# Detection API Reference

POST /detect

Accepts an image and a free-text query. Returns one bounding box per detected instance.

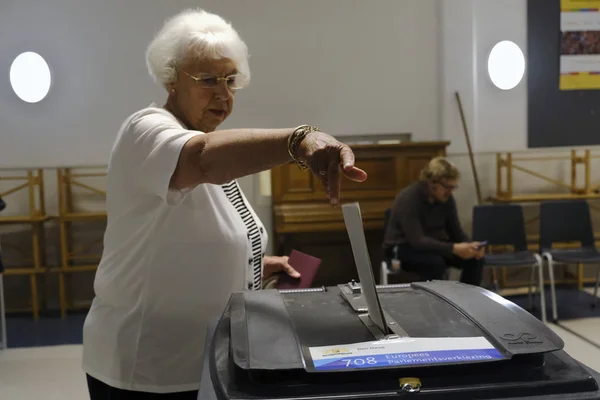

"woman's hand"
[296,132,368,205]
[263,256,301,280]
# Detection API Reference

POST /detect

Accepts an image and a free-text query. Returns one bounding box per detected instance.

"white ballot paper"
[341,202,388,335]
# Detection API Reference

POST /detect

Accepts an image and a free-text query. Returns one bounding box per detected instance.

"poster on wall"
[560,0,600,90]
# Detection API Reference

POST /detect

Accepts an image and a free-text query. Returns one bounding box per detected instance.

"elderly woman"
[82,8,367,400]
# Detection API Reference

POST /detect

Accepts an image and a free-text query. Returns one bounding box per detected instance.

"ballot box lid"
[228,281,563,373]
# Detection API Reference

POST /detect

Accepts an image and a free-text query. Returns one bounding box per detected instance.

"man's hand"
[467,241,486,260]
[452,242,480,260]
[263,255,301,280]
[472,242,486,260]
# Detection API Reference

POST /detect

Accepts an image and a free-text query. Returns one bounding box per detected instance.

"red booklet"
[275,250,322,289]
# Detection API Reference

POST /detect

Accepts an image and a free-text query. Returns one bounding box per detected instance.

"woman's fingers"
[303,135,368,205]
[327,155,341,205]
[342,165,368,182]
[339,146,368,182]
[339,146,356,169]
[314,155,330,199]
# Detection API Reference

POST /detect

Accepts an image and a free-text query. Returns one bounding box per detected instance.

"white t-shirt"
[81,104,268,393]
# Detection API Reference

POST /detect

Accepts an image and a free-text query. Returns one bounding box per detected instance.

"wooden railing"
[0,169,48,319]
[56,167,107,317]
[490,150,600,202]
[0,167,107,318]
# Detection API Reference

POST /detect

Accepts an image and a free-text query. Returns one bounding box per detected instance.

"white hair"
[146,9,250,88]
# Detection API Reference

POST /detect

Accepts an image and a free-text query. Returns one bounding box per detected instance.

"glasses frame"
[182,71,246,90]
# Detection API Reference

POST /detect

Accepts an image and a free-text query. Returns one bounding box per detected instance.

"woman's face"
[167,57,237,132]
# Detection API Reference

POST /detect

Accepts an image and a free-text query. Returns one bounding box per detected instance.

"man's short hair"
[419,157,460,182]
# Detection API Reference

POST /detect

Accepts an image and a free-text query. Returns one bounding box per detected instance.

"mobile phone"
[477,241,488,249]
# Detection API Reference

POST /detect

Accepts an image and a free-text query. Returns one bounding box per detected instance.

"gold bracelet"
[287,125,320,171]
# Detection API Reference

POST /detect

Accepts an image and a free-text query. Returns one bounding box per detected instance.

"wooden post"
[506,153,513,199]
[455,92,482,204]
[496,153,502,198]
[27,170,40,320]
[585,150,591,194]
[57,169,68,318]
[571,150,577,194]
[38,169,46,216]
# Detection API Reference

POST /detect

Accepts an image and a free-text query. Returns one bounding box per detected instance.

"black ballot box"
[199,203,600,399]
[199,280,600,400]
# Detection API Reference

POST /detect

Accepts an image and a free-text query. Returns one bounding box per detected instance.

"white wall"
[440,0,528,154]
[0,0,441,260]
[439,0,600,239]
[440,0,531,219]
[0,0,439,169]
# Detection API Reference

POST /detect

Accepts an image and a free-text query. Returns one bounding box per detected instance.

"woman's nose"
[214,82,231,100]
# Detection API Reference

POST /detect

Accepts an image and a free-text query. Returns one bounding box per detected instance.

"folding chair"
[472,204,546,323]
[539,200,600,323]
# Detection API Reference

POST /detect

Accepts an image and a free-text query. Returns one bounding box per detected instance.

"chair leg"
[534,254,546,324]
[0,274,6,350]
[593,265,600,308]
[528,265,535,311]
[492,268,500,292]
[380,261,389,285]
[543,253,558,322]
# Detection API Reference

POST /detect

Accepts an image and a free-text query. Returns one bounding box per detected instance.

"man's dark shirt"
[384,181,469,255]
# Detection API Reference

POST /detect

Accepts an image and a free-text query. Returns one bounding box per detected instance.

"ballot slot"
[341,202,404,340]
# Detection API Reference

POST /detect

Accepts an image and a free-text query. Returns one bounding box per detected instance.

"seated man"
[383,157,484,285]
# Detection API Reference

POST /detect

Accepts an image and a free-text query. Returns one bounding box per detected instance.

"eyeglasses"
[182,71,247,90]
[437,181,458,191]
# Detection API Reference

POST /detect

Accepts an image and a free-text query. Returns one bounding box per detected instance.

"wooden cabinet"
[271,141,449,286]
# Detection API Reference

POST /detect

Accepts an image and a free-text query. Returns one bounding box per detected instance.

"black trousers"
[395,245,484,286]
[86,375,198,400]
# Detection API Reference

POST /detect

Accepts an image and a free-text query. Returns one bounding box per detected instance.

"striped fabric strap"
[222,181,262,290]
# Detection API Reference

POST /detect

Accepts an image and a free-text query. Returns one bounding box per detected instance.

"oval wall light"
[9,52,52,103]
[487,40,525,90]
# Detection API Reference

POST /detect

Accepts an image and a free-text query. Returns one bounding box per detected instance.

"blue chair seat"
[484,251,538,267]
[545,248,600,264]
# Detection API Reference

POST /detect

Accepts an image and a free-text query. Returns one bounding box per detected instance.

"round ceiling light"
[487,41,525,90]
[9,52,52,103]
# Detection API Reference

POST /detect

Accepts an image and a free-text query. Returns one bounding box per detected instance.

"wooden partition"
[271,141,449,286]
[0,169,48,319]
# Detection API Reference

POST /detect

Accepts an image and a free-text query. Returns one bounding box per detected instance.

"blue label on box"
[308,337,506,371]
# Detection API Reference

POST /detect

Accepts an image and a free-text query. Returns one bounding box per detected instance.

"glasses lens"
[228,74,247,89]
[198,76,218,88]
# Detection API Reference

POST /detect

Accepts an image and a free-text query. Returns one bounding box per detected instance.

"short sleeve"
[121,108,204,205]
